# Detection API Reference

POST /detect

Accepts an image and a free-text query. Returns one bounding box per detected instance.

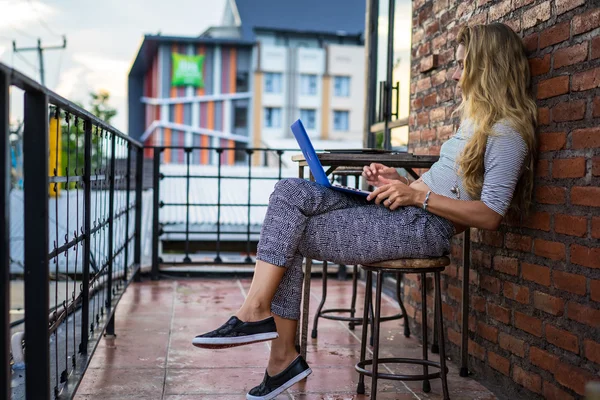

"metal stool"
[355,257,451,400]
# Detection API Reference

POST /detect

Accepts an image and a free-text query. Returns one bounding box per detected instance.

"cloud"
[0,1,57,32]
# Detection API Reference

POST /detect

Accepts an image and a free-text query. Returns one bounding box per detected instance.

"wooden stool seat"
[356,256,451,400]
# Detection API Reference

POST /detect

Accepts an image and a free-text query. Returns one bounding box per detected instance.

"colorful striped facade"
[130,37,254,166]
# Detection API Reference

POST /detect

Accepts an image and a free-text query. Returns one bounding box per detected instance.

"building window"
[264,107,281,128]
[233,100,248,129]
[300,109,317,129]
[333,110,349,131]
[264,72,282,93]
[300,74,318,95]
[334,76,351,97]
[236,72,249,92]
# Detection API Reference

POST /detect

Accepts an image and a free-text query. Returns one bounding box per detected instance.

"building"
[128,0,366,165]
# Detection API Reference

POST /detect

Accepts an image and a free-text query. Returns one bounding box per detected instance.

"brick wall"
[408,1,600,398]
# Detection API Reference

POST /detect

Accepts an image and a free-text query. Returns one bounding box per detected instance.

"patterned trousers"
[256,178,455,320]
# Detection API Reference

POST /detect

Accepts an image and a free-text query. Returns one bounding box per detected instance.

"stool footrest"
[319,308,407,324]
[355,357,449,382]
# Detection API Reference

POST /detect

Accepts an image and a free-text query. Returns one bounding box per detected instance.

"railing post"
[123,142,132,281]
[214,148,223,263]
[0,64,11,400]
[80,120,92,355]
[151,147,161,280]
[23,89,50,400]
[105,132,116,336]
[134,146,143,282]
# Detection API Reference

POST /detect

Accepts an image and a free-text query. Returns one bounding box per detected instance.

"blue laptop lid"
[290,119,329,185]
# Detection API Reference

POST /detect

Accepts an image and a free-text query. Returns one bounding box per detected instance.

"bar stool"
[310,167,411,343]
[355,257,451,400]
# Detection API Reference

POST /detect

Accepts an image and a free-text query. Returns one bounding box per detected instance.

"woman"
[193,22,537,400]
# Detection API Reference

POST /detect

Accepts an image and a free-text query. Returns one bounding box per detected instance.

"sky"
[0,0,226,130]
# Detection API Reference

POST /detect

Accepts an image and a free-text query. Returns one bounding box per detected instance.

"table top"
[291,151,439,169]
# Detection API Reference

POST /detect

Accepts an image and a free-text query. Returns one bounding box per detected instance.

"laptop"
[290,119,371,197]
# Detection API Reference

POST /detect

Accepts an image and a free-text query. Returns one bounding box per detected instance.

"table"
[292,151,472,378]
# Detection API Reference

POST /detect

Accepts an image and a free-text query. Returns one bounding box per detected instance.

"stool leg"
[396,273,411,338]
[432,300,439,354]
[299,258,312,360]
[421,273,431,393]
[311,260,328,339]
[370,271,383,399]
[369,285,375,347]
[435,272,450,400]
[357,270,372,395]
[349,265,359,330]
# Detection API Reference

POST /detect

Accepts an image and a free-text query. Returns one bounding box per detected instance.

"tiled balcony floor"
[75,276,497,400]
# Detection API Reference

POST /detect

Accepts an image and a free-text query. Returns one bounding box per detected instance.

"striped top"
[421,119,528,216]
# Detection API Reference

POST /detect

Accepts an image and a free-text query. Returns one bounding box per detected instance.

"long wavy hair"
[455,23,537,215]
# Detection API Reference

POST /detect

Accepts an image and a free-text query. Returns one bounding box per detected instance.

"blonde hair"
[455,23,537,215]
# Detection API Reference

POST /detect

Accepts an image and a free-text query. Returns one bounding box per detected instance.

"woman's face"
[451,44,466,87]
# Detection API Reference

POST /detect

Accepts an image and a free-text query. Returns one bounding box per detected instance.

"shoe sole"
[192,332,279,349]
[246,367,312,400]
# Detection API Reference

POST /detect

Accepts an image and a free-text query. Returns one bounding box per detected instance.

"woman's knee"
[273,178,309,195]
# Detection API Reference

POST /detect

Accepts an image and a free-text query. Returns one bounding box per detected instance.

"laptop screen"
[290,119,330,186]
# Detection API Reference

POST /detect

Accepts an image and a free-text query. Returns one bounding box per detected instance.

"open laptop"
[290,119,371,197]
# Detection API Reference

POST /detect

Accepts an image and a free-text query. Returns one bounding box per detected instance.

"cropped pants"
[256,178,455,320]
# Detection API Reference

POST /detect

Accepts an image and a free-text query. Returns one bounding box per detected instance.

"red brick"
[472,295,486,313]
[481,230,504,247]
[447,327,461,346]
[488,303,511,324]
[522,263,551,286]
[432,33,447,49]
[512,365,542,394]
[480,275,502,294]
[593,36,600,60]
[425,20,440,36]
[411,97,423,110]
[594,157,600,176]
[529,54,550,76]
[489,0,511,21]
[505,283,530,304]
[555,214,588,237]
[533,291,564,315]
[447,284,462,302]
[513,0,534,7]
[554,361,597,395]
[568,302,600,328]
[552,99,586,122]
[416,77,431,92]
[554,42,589,69]
[595,97,600,117]
[505,233,532,252]
[536,159,548,177]
[514,311,542,337]
[539,132,566,152]
[543,381,575,400]
[421,129,436,141]
[534,239,565,261]
[594,217,600,239]
[472,249,492,269]
[423,93,437,107]
[536,186,566,204]
[523,212,551,231]
[571,244,600,269]
[538,107,550,125]
[523,33,538,53]
[488,351,510,376]
[494,256,518,276]
[537,76,569,99]
[585,339,600,364]
[572,8,600,36]
[555,0,585,15]
[546,324,579,353]
[468,339,486,361]
[522,1,551,30]
[571,187,600,207]
[477,321,498,343]
[420,55,438,73]
[572,127,600,149]
[499,332,525,357]
[593,279,600,302]
[429,107,445,122]
[552,158,586,178]
[539,21,570,49]
[553,270,587,295]
[431,70,446,87]
[572,67,600,92]
[530,346,558,372]
[442,302,456,321]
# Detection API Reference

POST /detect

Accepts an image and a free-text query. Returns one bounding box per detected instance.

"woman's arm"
[367,183,503,231]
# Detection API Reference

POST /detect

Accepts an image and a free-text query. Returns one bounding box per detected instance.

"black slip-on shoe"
[246,355,312,400]
[192,316,278,349]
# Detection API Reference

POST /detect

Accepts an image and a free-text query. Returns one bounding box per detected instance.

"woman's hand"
[366,182,422,210]
[362,163,403,187]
